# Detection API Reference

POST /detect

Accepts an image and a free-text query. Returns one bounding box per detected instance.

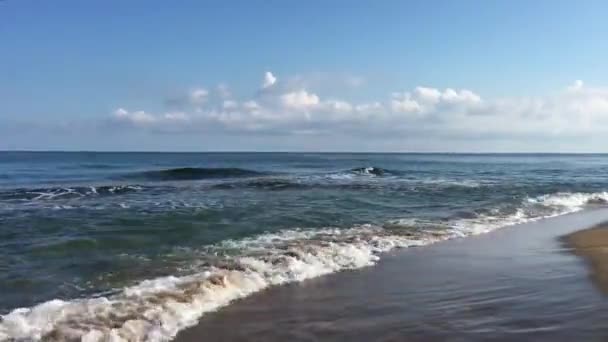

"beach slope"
[176,209,608,341]
[564,224,608,294]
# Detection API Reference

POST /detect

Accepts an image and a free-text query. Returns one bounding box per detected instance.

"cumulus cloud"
[189,88,208,105]
[391,92,422,113]
[442,88,481,104]
[280,90,320,110]
[414,87,442,104]
[262,71,277,89]
[391,87,482,114]
[110,74,608,142]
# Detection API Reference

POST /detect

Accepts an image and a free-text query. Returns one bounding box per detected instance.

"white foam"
[30,188,81,200]
[418,178,483,187]
[0,226,427,341]
[324,173,355,181]
[528,191,608,209]
[324,167,381,180]
[451,192,608,236]
[1,191,607,341]
[357,167,376,175]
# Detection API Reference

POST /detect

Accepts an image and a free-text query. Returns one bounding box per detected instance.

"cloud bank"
[112,74,608,144]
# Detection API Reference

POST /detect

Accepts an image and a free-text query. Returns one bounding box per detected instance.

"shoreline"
[563,223,608,295]
[175,209,608,341]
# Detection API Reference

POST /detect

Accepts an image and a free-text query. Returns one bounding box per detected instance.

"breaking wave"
[349,166,388,176]
[0,185,144,201]
[1,191,608,341]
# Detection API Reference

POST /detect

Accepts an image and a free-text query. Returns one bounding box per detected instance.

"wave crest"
[127,167,268,181]
[528,191,608,207]
[349,166,387,176]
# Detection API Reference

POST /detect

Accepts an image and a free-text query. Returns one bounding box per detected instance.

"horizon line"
[1,150,607,155]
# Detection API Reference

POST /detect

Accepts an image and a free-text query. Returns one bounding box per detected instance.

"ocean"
[1,152,608,341]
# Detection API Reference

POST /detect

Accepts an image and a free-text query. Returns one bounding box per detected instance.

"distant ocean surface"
[1,152,608,341]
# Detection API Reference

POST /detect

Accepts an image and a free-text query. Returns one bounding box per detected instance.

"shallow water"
[2,152,608,340]
[176,210,608,341]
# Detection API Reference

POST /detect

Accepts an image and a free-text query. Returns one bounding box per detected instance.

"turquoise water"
[1,152,608,340]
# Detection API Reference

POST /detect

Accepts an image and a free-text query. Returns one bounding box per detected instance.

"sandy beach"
[176,209,608,341]
[563,224,608,295]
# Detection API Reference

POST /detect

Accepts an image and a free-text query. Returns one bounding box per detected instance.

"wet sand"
[563,224,608,295]
[176,209,608,341]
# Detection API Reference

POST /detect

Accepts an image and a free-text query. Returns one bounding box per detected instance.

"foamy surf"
[1,191,607,342]
[0,227,428,342]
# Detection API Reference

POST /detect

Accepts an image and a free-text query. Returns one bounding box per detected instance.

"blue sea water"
[1,152,608,340]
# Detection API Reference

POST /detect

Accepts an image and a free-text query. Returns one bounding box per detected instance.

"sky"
[1,0,608,152]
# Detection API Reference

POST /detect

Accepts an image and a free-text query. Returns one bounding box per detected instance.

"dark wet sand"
[176,210,608,342]
[564,224,608,295]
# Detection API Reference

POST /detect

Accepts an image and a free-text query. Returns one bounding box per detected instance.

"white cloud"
[189,88,208,105]
[441,88,481,104]
[567,80,584,92]
[355,102,384,114]
[390,87,481,114]
[414,87,441,104]
[323,99,353,113]
[223,100,238,110]
[243,100,261,113]
[114,108,129,118]
[262,71,277,89]
[391,92,422,113]
[164,112,189,121]
[280,90,320,110]
[114,108,156,125]
[110,74,608,145]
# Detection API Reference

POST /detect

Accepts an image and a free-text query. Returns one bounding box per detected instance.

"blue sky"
[2,0,608,152]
